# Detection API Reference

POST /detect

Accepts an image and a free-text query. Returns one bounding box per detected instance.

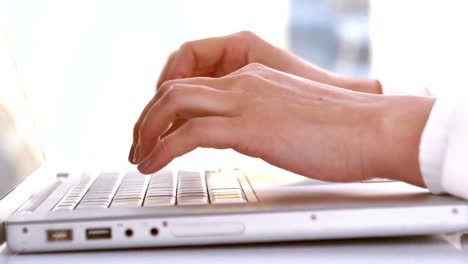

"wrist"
[369,95,436,187]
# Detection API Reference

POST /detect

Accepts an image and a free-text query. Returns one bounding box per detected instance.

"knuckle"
[235,30,257,40]
[233,63,271,82]
[245,62,266,70]
[179,40,195,52]
[237,72,258,83]
[231,63,266,76]
[163,85,184,104]
[159,79,177,93]
[168,50,178,59]
[231,70,263,86]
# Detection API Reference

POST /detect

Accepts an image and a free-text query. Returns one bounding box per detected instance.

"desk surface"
[1,234,468,264]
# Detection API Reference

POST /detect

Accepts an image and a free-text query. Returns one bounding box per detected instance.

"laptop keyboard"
[52,170,251,211]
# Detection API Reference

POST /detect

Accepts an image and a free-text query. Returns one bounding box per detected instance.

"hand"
[129,31,381,162]
[155,31,380,93]
[130,63,435,186]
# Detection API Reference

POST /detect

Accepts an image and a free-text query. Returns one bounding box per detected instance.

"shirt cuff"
[440,99,468,200]
[419,98,457,194]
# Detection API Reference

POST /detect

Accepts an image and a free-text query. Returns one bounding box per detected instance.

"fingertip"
[137,156,152,174]
[137,155,165,175]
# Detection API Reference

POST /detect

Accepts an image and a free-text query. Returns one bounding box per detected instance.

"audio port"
[150,228,159,236]
[125,228,133,237]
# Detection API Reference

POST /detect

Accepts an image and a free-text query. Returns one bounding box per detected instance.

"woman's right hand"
[156,31,381,94]
[132,63,434,188]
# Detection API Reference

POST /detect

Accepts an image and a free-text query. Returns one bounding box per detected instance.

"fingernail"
[128,145,135,163]
[137,156,152,173]
[133,144,140,163]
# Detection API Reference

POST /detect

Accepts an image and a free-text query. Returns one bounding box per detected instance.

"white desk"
[1,234,468,264]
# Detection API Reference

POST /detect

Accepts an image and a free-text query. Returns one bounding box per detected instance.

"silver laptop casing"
[5,165,468,253]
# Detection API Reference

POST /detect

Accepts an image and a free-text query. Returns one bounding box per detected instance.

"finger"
[137,116,239,174]
[156,51,179,89]
[155,68,262,105]
[167,32,249,80]
[131,93,159,154]
[131,55,182,157]
[160,118,186,139]
[128,144,135,163]
[131,76,222,157]
[136,84,240,163]
[156,77,220,101]
[132,59,260,157]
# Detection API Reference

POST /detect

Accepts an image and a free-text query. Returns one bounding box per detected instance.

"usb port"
[47,229,73,242]
[86,228,112,240]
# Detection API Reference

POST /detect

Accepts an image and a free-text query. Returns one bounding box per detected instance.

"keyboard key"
[177,197,209,205]
[206,170,242,190]
[76,172,122,209]
[52,174,93,211]
[206,170,246,204]
[144,196,176,207]
[143,170,177,207]
[75,204,109,209]
[54,168,250,211]
[110,171,149,208]
[54,204,76,210]
[176,171,208,205]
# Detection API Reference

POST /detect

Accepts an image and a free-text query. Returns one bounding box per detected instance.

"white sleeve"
[419,97,468,200]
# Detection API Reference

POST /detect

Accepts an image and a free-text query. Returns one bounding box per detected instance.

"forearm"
[369,95,436,187]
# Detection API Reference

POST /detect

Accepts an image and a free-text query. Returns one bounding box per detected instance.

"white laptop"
[2,140,468,254]
[1,28,468,255]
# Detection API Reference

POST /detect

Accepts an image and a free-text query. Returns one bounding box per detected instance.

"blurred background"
[1,0,468,192]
